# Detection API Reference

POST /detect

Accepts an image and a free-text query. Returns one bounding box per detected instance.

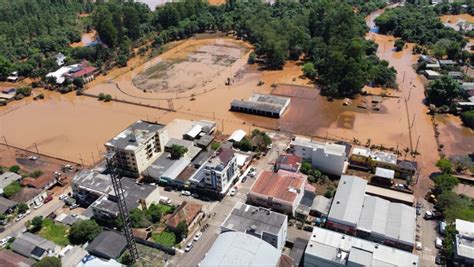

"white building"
[105,121,168,177]
[221,202,288,250]
[290,136,347,176]
[304,227,419,267]
[455,219,474,265]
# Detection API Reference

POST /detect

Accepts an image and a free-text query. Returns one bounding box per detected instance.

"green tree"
[146,204,162,223]
[29,170,43,178]
[117,55,128,68]
[325,185,335,198]
[17,203,28,214]
[35,256,61,267]
[120,252,134,265]
[436,158,453,174]
[248,52,257,64]
[69,220,101,245]
[300,161,313,176]
[175,220,188,242]
[170,145,188,159]
[93,6,118,48]
[9,165,20,173]
[3,182,21,199]
[461,110,474,129]
[130,208,151,228]
[394,39,405,51]
[434,173,459,193]
[302,62,316,79]
[73,78,84,89]
[237,138,253,152]
[0,56,13,79]
[31,216,43,232]
[426,75,464,107]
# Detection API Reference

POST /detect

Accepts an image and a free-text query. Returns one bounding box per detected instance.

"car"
[185,242,193,252]
[394,183,406,190]
[28,156,38,161]
[435,254,446,265]
[241,176,247,183]
[59,194,68,201]
[435,237,443,249]
[194,232,203,242]
[248,168,257,177]
[416,207,421,216]
[0,227,5,233]
[415,241,422,250]
[181,190,191,196]
[34,202,43,209]
[164,187,172,192]
[229,188,237,196]
[15,213,26,222]
[0,236,11,247]
[439,221,447,235]
[43,195,53,203]
[54,171,62,177]
[303,225,314,232]
[424,210,434,220]
[69,204,79,210]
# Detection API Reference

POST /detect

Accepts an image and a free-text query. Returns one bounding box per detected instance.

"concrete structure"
[0,172,21,195]
[290,137,347,176]
[72,169,113,206]
[275,153,302,172]
[310,195,331,217]
[105,121,168,177]
[326,175,416,251]
[86,231,127,260]
[221,202,288,250]
[61,246,88,267]
[190,148,239,196]
[231,93,290,118]
[199,232,282,266]
[455,219,474,265]
[78,255,121,267]
[145,152,192,185]
[423,70,441,80]
[304,227,419,267]
[11,232,58,260]
[365,184,415,206]
[248,170,306,216]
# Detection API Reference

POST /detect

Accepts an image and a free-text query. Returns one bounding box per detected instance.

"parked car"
[181,190,191,196]
[194,232,203,242]
[424,210,434,220]
[435,237,443,249]
[229,188,237,196]
[15,213,26,222]
[0,236,11,248]
[439,221,447,235]
[248,168,257,177]
[303,225,314,232]
[164,187,172,192]
[185,242,193,252]
[159,196,172,205]
[59,194,68,201]
[28,156,38,161]
[43,195,53,203]
[69,203,79,210]
[435,254,446,265]
[241,176,247,183]
[34,202,43,209]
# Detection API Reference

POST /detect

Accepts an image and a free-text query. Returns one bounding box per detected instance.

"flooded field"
[435,114,474,157]
[70,31,97,48]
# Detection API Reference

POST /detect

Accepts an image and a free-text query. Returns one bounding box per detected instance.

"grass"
[157,204,174,215]
[38,218,70,246]
[152,231,176,248]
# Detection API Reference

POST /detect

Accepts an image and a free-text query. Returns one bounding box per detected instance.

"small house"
[423,70,441,80]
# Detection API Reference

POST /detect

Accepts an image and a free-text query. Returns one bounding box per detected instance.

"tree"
[35,256,61,267]
[426,75,464,107]
[170,145,188,159]
[436,158,453,174]
[69,220,101,245]
[73,78,84,89]
[237,138,253,152]
[302,62,316,79]
[31,216,43,232]
[93,6,118,47]
[394,39,405,51]
[0,56,13,79]
[9,165,20,173]
[434,173,459,193]
[120,252,134,265]
[3,182,21,199]
[17,203,28,214]
[146,203,162,223]
[325,185,335,198]
[248,52,256,64]
[175,220,188,242]
[29,170,43,178]
[461,110,474,129]
[432,39,461,59]
[300,161,313,176]
[117,55,128,68]
[130,208,151,228]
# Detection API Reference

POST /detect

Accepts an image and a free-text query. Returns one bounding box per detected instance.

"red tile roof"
[276,154,302,169]
[70,66,96,78]
[250,170,305,203]
[21,175,56,189]
[0,249,34,267]
[165,201,202,229]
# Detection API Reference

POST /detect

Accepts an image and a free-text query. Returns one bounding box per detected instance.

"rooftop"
[0,172,21,190]
[105,120,164,151]
[10,188,43,204]
[374,167,395,179]
[87,231,127,260]
[365,184,415,205]
[250,170,305,204]
[305,227,419,266]
[21,175,56,189]
[351,147,371,157]
[311,195,331,215]
[228,129,247,142]
[328,175,367,226]
[165,201,202,229]
[370,150,397,165]
[72,169,112,195]
[231,93,291,114]
[291,137,346,157]
[0,196,17,213]
[164,119,215,140]
[199,232,281,266]
[276,153,302,171]
[11,232,56,259]
[221,202,287,236]
[0,249,35,267]
[456,219,474,238]
[144,152,190,180]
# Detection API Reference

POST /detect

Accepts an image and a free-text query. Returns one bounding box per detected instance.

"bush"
[325,185,335,198]
[69,220,101,245]
[461,110,474,129]
[17,203,29,214]
[117,54,128,67]
[248,52,256,64]
[104,94,112,102]
[35,256,61,267]
[170,144,188,159]
[394,39,405,51]
[29,170,43,178]
[211,142,221,151]
[146,203,162,223]
[16,86,32,96]
[98,93,105,100]
[302,62,317,79]
[9,165,20,173]
[3,182,21,199]
[436,158,452,174]
[31,216,43,232]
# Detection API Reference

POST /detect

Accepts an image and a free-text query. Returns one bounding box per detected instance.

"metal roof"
[184,125,203,138]
[375,167,395,179]
[456,219,474,238]
[228,129,247,142]
[328,175,367,226]
[86,231,127,260]
[385,203,416,246]
[357,195,389,236]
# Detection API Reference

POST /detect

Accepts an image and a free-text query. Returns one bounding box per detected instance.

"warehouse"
[230,93,290,118]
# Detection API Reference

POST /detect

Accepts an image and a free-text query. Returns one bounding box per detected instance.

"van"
[159,196,172,205]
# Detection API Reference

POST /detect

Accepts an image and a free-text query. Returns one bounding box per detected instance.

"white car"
[15,213,26,222]
[194,232,203,242]
[181,191,191,196]
[34,202,43,209]
[54,171,62,177]
[229,188,237,196]
[0,236,11,247]
[415,241,422,250]
[59,194,68,201]
[185,242,193,252]
[435,237,443,249]
[28,156,38,161]
[248,168,257,177]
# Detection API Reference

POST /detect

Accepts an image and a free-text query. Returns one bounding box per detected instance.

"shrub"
[248,52,256,64]
[3,182,21,199]
[69,220,101,245]
[211,142,221,151]
[98,93,105,100]
[35,257,61,267]
[29,170,43,178]
[394,39,405,51]
[9,165,20,173]
[461,110,474,129]
[17,203,28,214]
[104,94,112,102]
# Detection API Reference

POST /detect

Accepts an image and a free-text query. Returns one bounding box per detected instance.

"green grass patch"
[152,231,176,247]
[157,204,174,215]
[38,218,70,246]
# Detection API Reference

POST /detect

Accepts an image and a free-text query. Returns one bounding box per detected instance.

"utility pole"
[1,136,9,149]
[33,143,40,158]
[414,135,421,155]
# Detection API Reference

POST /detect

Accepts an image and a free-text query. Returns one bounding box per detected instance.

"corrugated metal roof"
[328,175,367,226]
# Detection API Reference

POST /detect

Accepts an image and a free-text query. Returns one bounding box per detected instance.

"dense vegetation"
[426,75,465,107]
[461,110,474,129]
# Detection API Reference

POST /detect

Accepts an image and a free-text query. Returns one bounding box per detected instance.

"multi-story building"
[71,169,113,206]
[221,202,288,250]
[455,219,474,265]
[104,121,168,177]
[289,137,348,176]
[190,148,239,197]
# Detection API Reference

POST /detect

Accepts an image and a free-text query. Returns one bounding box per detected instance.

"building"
[145,152,191,186]
[289,137,347,176]
[0,172,21,195]
[21,175,58,191]
[448,71,463,80]
[228,129,246,143]
[199,232,282,267]
[423,70,441,80]
[86,231,127,260]
[11,232,58,260]
[248,170,306,216]
[231,93,291,118]
[372,167,395,186]
[0,249,35,267]
[72,169,113,206]
[365,184,415,206]
[304,227,419,267]
[455,219,474,265]
[275,154,302,172]
[10,188,47,209]
[0,196,17,214]
[310,195,331,217]
[221,202,288,250]
[91,178,160,222]
[165,201,203,232]
[60,246,88,267]
[190,148,239,196]
[326,175,416,251]
[78,255,121,267]
[105,120,168,177]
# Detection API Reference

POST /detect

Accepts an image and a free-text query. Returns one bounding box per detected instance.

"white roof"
[161,158,191,180]
[305,227,419,266]
[228,129,247,142]
[328,175,367,226]
[365,185,415,204]
[456,219,474,238]
[199,232,281,266]
[0,93,15,100]
[291,137,346,157]
[185,125,203,138]
[385,203,416,246]
[352,147,371,157]
[375,167,395,179]
[357,195,389,236]
[425,70,440,76]
[46,64,80,84]
[234,153,249,167]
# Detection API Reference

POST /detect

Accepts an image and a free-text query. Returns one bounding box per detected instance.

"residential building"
[0,249,35,267]
[21,175,57,191]
[105,120,168,177]
[455,219,474,265]
[72,169,113,206]
[10,188,47,209]
[310,195,331,217]
[248,170,306,216]
[199,232,283,267]
[304,227,419,267]
[165,201,203,232]
[0,196,17,214]
[221,202,288,250]
[0,172,21,195]
[326,175,416,251]
[365,184,415,206]
[228,129,247,143]
[86,231,127,260]
[423,70,441,80]
[289,137,347,176]
[60,246,88,267]
[349,147,404,174]
[145,152,191,186]
[231,93,291,118]
[78,255,121,267]
[274,153,302,172]
[11,232,58,260]
[190,148,239,196]
[290,238,308,267]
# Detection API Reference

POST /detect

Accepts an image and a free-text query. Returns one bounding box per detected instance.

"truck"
[159,196,172,205]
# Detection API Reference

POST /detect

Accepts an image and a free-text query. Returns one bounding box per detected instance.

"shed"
[228,129,247,143]
[86,231,127,260]
[183,125,203,140]
[375,167,395,180]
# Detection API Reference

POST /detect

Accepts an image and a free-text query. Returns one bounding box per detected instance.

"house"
[164,138,201,160]
[46,64,82,84]
[21,175,57,191]
[310,195,331,217]
[289,137,348,176]
[199,232,283,267]
[78,255,122,267]
[0,172,21,195]
[0,196,17,214]
[72,169,113,206]
[372,167,395,186]
[0,93,15,102]
[396,160,418,179]
[423,70,441,80]
[10,188,47,209]
[60,246,88,267]
[230,93,291,118]
[326,175,416,251]
[2,88,16,94]
[11,232,58,260]
[0,249,35,267]
[439,59,457,67]
[189,148,239,197]
[304,227,419,267]
[104,120,168,178]
[448,71,463,80]
[67,63,97,83]
[165,201,203,232]
[275,153,302,172]
[86,231,127,260]
[183,125,203,141]
[248,170,306,216]
[228,129,247,143]
[454,219,474,265]
[221,202,288,250]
